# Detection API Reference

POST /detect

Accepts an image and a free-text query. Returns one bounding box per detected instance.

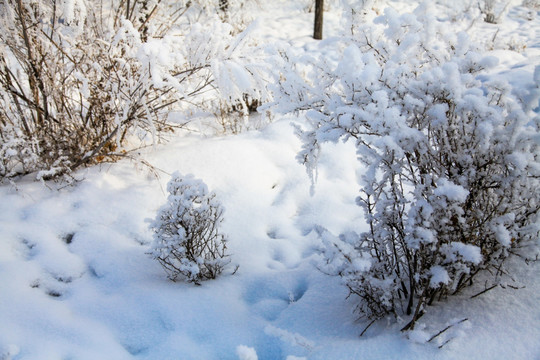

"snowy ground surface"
[1,1,540,359]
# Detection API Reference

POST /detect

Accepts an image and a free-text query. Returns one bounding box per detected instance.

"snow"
[442,242,484,265]
[430,266,451,288]
[1,0,540,359]
[434,179,469,203]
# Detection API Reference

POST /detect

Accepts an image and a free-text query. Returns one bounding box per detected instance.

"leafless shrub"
[0,0,203,180]
[0,0,259,181]
[149,173,231,283]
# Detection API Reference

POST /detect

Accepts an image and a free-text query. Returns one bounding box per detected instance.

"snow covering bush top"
[270,3,540,329]
[149,173,230,283]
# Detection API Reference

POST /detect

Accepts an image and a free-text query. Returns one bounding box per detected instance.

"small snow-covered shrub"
[150,173,230,283]
[270,4,540,329]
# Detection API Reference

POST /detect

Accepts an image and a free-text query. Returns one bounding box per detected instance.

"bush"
[0,0,174,180]
[271,4,540,329]
[149,173,230,283]
[0,0,264,181]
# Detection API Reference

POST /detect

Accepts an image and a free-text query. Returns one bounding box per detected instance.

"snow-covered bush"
[0,0,264,181]
[270,4,540,329]
[0,1,157,180]
[149,173,230,283]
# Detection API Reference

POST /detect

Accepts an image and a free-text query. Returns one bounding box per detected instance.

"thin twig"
[438,338,453,349]
[506,284,525,290]
[360,319,377,337]
[428,318,468,343]
[470,284,498,299]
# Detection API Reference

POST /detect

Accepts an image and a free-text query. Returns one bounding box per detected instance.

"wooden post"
[314,0,324,40]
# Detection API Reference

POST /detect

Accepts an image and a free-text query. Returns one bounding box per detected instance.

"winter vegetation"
[0,0,539,359]
[270,2,540,330]
[0,0,266,180]
[149,173,231,283]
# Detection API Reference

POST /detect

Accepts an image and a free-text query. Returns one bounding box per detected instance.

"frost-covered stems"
[273,4,540,329]
[0,0,177,179]
[479,0,510,23]
[150,173,230,283]
[0,0,264,181]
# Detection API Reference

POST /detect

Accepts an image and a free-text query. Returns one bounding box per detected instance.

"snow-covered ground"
[1,1,539,359]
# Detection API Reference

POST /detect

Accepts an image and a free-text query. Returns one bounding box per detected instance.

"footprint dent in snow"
[243,276,309,320]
